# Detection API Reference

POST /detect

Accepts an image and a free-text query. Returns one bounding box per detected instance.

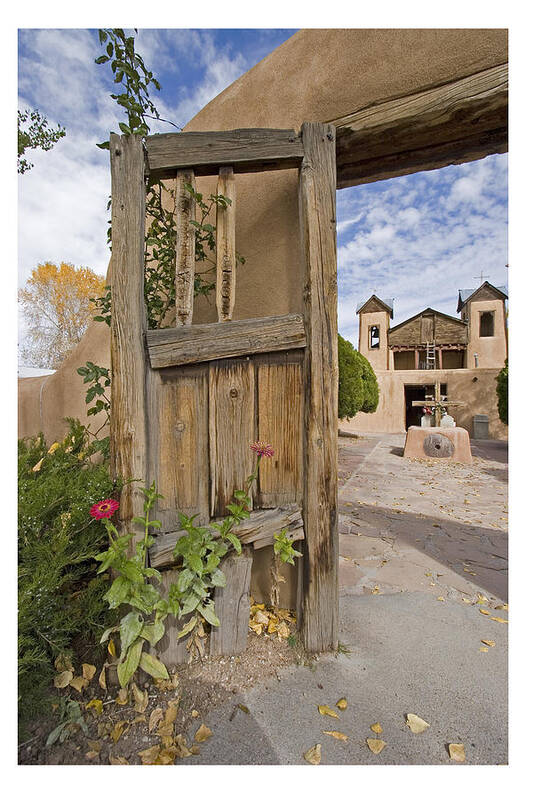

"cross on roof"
[473,270,490,285]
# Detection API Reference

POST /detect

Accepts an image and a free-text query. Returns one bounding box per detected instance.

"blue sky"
[18,28,508,356]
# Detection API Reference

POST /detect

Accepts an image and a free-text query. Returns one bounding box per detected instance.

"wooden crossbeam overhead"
[146,313,306,369]
[333,63,508,188]
[145,128,304,180]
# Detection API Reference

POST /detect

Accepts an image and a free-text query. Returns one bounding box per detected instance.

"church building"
[348,282,508,439]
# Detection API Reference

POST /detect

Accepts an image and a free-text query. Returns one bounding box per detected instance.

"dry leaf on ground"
[318,705,339,719]
[481,639,495,647]
[54,654,73,673]
[69,675,89,693]
[277,622,290,639]
[110,720,129,743]
[336,698,347,710]
[109,755,129,765]
[116,688,128,705]
[406,713,430,733]
[367,738,386,754]
[448,743,466,762]
[194,723,212,742]
[54,670,73,689]
[86,698,103,715]
[479,647,489,652]
[304,744,321,764]
[82,663,96,681]
[490,616,508,624]
[149,708,164,732]
[98,666,107,690]
[370,723,382,734]
[138,745,160,765]
[132,682,148,713]
[479,609,490,616]
[323,730,348,741]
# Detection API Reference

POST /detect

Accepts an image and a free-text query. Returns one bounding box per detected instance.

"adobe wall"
[465,299,507,369]
[358,310,390,370]
[18,29,508,443]
[342,367,507,440]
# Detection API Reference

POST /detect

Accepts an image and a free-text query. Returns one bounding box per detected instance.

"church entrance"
[404,385,426,429]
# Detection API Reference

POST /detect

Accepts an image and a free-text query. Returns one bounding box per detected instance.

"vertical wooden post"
[109,134,147,548]
[438,348,443,370]
[414,349,419,370]
[434,381,442,426]
[175,169,196,326]
[216,166,236,322]
[298,122,338,653]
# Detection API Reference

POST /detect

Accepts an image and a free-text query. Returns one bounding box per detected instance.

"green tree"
[496,358,508,425]
[338,334,379,419]
[18,108,65,173]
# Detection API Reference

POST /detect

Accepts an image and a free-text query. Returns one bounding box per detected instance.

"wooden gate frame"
[109,123,338,653]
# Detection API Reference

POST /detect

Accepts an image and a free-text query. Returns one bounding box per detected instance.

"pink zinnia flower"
[250,441,274,458]
[90,498,119,520]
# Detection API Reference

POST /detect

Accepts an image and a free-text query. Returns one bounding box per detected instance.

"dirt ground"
[19,433,508,765]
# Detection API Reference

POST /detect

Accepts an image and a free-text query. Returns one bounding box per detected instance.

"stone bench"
[403,426,472,464]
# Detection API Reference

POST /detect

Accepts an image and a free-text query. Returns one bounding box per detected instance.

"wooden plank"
[154,570,190,666]
[174,169,196,326]
[146,313,306,368]
[257,358,303,507]
[209,358,255,517]
[216,167,236,322]
[149,505,304,569]
[109,133,147,549]
[333,64,508,188]
[148,365,209,532]
[298,122,339,653]
[145,128,304,180]
[210,548,253,657]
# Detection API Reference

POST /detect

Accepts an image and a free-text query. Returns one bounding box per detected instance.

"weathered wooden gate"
[109,124,338,655]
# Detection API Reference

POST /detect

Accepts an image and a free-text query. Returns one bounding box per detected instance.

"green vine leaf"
[117,638,144,688]
[139,652,169,681]
[119,611,143,653]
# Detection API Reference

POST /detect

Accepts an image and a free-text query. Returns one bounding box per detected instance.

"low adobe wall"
[342,368,507,440]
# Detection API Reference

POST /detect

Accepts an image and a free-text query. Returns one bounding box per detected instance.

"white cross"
[473,270,490,285]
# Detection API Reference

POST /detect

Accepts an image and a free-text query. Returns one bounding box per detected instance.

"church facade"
[347,282,508,439]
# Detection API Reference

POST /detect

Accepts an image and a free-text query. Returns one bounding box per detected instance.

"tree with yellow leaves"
[19,262,106,369]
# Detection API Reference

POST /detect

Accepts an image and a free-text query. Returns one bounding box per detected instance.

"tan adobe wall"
[342,368,507,440]
[18,29,508,443]
[358,310,390,370]
[465,298,507,369]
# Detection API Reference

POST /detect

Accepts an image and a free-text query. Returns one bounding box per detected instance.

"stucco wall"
[465,298,507,369]
[18,29,508,443]
[358,310,390,370]
[342,367,507,440]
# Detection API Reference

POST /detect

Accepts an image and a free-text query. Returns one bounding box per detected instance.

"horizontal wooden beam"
[333,64,508,188]
[149,505,304,569]
[145,128,304,180]
[389,343,467,351]
[146,313,306,369]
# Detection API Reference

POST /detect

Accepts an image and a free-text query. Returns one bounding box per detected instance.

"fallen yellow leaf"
[98,665,107,690]
[448,743,466,762]
[336,698,348,711]
[318,705,339,719]
[479,647,489,652]
[54,670,73,689]
[85,698,103,715]
[138,745,160,765]
[249,622,263,636]
[303,744,321,764]
[323,730,348,741]
[47,442,60,454]
[82,663,96,681]
[371,586,380,594]
[479,609,490,616]
[132,682,148,713]
[110,720,129,743]
[149,708,164,732]
[109,755,129,765]
[108,639,116,657]
[277,621,290,639]
[175,734,193,758]
[253,610,269,626]
[490,616,508,624]
[406,713,430,733]
[367,738,386,754]
[481,639,495,647]
[437,597,445,602]
[32,458,44,472]
[194,723,212,743]
[370,723,382,734]
[267,619,278,634]
[54,653,73,673]
[69,675,89,693]
[494,604,508,611]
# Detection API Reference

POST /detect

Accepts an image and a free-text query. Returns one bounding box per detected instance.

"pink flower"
[90,498,119,520]
[250,441,274,458]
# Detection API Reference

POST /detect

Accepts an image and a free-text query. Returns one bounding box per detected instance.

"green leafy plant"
[76,361,111,457]
[270,529,303,608]
[18,108,66,174]
[496,358,508,425]
[18,420,119,732]
[46,699,88,747]
[338,334,379,419]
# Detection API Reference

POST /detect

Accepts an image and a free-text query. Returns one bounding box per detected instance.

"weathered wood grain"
[216,167,236,322]
[109,134,147,549]
[209,358,255,517]
[154,570,190,666]
[146,365,209,532]
[174,169,196,326]
[257,359,303,507]
[149,505,304,569]
[299,123,339,653]
[333,64,508,188]
[145,128,304,180]
[210,549,253,657]
[146,313,306,368]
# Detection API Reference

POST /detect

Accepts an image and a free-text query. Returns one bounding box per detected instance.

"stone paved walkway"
[338,433,508,603]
